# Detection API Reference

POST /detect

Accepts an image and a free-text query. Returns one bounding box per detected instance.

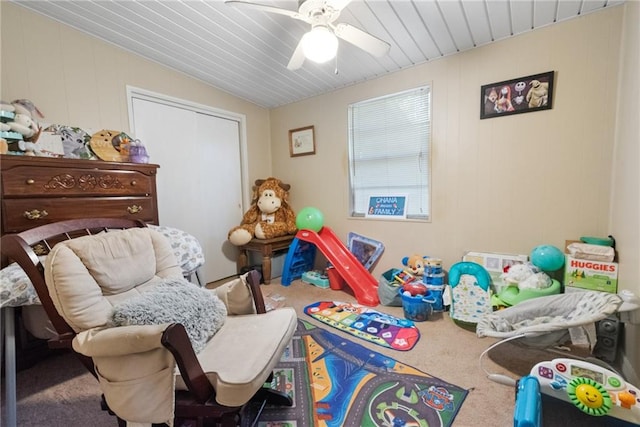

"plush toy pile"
[0,99,44,155]
[228,177,298,246]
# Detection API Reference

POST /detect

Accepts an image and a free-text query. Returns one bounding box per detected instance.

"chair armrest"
[246,269,266,314]
[161,323,214,403]
[72,324,169,357]
[73,323,215,404]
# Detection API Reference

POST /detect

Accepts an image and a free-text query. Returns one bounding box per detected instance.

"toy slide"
[296,227,379,306]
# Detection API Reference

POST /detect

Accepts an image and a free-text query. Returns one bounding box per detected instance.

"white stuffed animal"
[8,113,37,139]
[500,264,535,285]
[518,272,552,290]
[500,263,551,290]
[8,99,44,143]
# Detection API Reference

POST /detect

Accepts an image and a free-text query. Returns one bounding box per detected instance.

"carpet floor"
[242,319,468,427]
[1,277,615,426]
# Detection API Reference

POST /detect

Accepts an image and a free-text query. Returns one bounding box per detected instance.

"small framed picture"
[480,71,554,119]
[289,125,315,157]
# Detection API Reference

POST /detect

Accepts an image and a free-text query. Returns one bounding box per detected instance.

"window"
[348,86,431,220]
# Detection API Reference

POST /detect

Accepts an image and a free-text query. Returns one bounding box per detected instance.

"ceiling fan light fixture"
[301,25,338,63]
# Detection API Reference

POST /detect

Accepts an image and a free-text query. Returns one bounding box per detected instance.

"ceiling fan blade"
[326,0,353,12]
[333,23,390,57]
[225,1,305,21]
[287,39,306,70]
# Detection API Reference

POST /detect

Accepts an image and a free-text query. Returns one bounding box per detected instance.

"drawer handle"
[26,179,35,185]
[127,205,143,214]
[130,180,137,186]
[24,209,48,220]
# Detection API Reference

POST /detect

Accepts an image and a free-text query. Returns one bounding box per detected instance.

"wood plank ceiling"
[10,0,624,108]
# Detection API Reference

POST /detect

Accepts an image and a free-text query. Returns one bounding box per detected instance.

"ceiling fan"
[225,0,391,70]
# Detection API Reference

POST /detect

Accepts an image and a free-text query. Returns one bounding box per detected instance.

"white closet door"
[130,97,243,283]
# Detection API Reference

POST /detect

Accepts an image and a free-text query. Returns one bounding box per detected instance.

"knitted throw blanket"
[109,277,227,352]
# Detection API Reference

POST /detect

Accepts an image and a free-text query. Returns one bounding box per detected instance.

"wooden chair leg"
[220,412,238,427]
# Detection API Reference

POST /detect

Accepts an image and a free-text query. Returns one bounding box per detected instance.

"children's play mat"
[242,320,468,427]
[304,301,420,351]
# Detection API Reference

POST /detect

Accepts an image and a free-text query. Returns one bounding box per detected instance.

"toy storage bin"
[425,284,445,311]
[398,288,435,322]
[378,268,402,306]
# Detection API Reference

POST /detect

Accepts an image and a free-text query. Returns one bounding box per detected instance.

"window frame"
[347,85,432,221]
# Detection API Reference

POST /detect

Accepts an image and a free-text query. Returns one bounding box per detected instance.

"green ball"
[296,207,324,232]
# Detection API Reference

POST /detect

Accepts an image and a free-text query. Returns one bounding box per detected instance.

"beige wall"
[0,2,273,183]
[271,5,639,379]
[610,1,640,384]
[2,2,638,379]
[271,6,623,271]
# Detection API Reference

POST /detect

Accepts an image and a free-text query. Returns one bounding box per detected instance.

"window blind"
[348,86,431,219]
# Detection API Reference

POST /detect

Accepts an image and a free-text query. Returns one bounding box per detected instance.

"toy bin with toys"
[398,288,435,322]
[424,283,446,312]
[377,268,403,306]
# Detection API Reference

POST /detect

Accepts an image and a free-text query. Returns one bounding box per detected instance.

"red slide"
[296,227,379,306]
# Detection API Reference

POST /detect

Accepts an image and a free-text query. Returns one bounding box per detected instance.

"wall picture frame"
[480,71,554,119]
[289,125,316,157]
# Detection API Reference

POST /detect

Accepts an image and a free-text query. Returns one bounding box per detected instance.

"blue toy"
[514,375,542,427]
[281,238,317,286]
[448,262,492,330]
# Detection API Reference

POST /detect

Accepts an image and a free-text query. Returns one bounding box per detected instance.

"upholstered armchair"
[1,218,297,427]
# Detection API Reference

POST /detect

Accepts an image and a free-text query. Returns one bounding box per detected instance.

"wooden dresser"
[1,155,160,234]
[0,155,161,406]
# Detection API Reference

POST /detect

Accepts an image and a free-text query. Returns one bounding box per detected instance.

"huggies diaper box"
[564,255,618,293]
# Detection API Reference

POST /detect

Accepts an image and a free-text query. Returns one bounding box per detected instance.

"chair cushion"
[109,278,227,352]
[213,276,257,315]
[175,307,298,407]
[45,228,183,331]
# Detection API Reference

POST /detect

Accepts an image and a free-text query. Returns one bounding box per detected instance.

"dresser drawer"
[2,166,154,197]
[2,197,157,233]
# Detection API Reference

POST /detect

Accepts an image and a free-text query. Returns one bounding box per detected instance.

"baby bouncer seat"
[476,291,624,388]
[476,291,623,348]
